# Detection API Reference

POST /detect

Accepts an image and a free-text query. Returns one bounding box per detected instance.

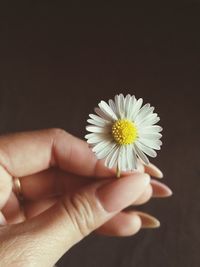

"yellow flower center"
[112,119,138,145]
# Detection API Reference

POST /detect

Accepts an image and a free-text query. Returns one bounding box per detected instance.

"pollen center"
[112,119,138,145]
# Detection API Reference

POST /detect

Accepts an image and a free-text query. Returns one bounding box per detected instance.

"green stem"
[116,164,121,178]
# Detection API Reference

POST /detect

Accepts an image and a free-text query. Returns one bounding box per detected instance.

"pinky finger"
[136,211,160,228]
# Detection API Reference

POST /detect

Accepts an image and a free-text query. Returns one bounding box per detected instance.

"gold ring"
[12,177,24,203]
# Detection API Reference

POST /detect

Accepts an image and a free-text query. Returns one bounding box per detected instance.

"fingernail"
[151,180,173,197]
[0,213,6,226]
[96,173,150,213]
[149,163,163,178]
[137,212,160,228]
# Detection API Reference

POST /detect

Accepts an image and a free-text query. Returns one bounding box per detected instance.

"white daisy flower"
[85,94,162,177]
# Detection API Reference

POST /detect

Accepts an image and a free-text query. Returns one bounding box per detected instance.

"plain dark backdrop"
[0,3,200,267]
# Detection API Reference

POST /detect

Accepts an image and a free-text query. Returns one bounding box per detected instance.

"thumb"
[11,173,150,266]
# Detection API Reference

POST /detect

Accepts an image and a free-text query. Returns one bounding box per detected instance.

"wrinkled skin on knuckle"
[49,127,63,136]
[62,191,98,238]
[50,128,70,140]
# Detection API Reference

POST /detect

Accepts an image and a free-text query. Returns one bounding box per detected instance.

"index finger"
[0,129,114,178]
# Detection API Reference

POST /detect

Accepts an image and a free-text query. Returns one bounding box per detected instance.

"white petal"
[134,143,149,165]
[96,142,116,159]
[86,125,110,133]
[149,125,163,132]
[87,139,99,145]
[143,105,155,116]
[139,138,162,150]
[98,101,118,120]
[87,136,103,144]
[119,94,125,118]
[94,107,112,121]
[114,94,123,118]
[108,99,117,115]
[137,113,160,127]
[139,125,163,134]
[136,142,157,158]
[126,145,133,171]
[124,94,130,107]
[132,147,138,169]
[92,140,112,153]
[87,119,108,127]
[140,132,162,140]
[105,145,119,169]
[105,148,115,168]
[126,95,136,119]
[89,114,110,124]
[124,94,131,118]
[109,148,120,169]
[85,132,108,140]
[125,146,131,171]
[135,104,154,124]
[85,133,96,139]
[130,97,143,120]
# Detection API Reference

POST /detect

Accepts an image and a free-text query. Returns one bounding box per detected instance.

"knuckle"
[62,192,97,238]
[50,127,72,166]
[50,128,67,137]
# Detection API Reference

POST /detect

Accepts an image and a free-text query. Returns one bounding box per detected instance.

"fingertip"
[131,213,142,234]
[151,180,173,198]
[113,214,142,236]
[96,212,142,237]
[133,184,153,205]
[145,163,164,178]
[137,212,160,229]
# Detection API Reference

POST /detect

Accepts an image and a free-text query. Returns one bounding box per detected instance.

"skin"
[0,129,172,267]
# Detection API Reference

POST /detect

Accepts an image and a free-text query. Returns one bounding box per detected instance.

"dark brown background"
[0,3,200,267]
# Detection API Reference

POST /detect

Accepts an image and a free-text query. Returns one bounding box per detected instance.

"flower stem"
[116,164,121,178]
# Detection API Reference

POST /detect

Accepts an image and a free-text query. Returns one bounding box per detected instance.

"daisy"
[85,94,162,177]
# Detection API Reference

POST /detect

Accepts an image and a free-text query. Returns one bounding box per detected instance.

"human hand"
[0,129,172,267]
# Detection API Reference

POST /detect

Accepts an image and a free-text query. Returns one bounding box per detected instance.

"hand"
[0,129,172,267]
